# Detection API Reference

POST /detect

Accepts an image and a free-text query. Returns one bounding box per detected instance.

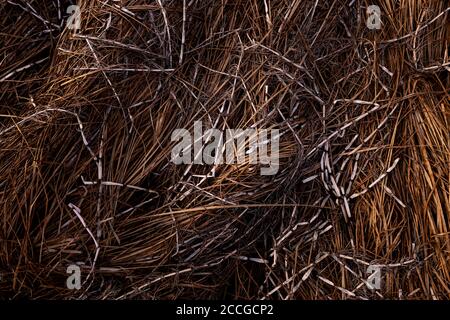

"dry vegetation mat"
[0,0,449,299]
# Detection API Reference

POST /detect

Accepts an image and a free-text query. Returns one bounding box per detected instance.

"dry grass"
[0,0,448,299]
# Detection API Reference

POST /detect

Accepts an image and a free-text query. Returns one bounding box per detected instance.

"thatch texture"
[0,0,448,299]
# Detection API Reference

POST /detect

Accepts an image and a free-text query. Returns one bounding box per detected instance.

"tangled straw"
[0,0,448,300]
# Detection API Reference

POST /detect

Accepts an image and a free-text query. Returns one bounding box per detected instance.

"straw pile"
[0,0,448,299]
